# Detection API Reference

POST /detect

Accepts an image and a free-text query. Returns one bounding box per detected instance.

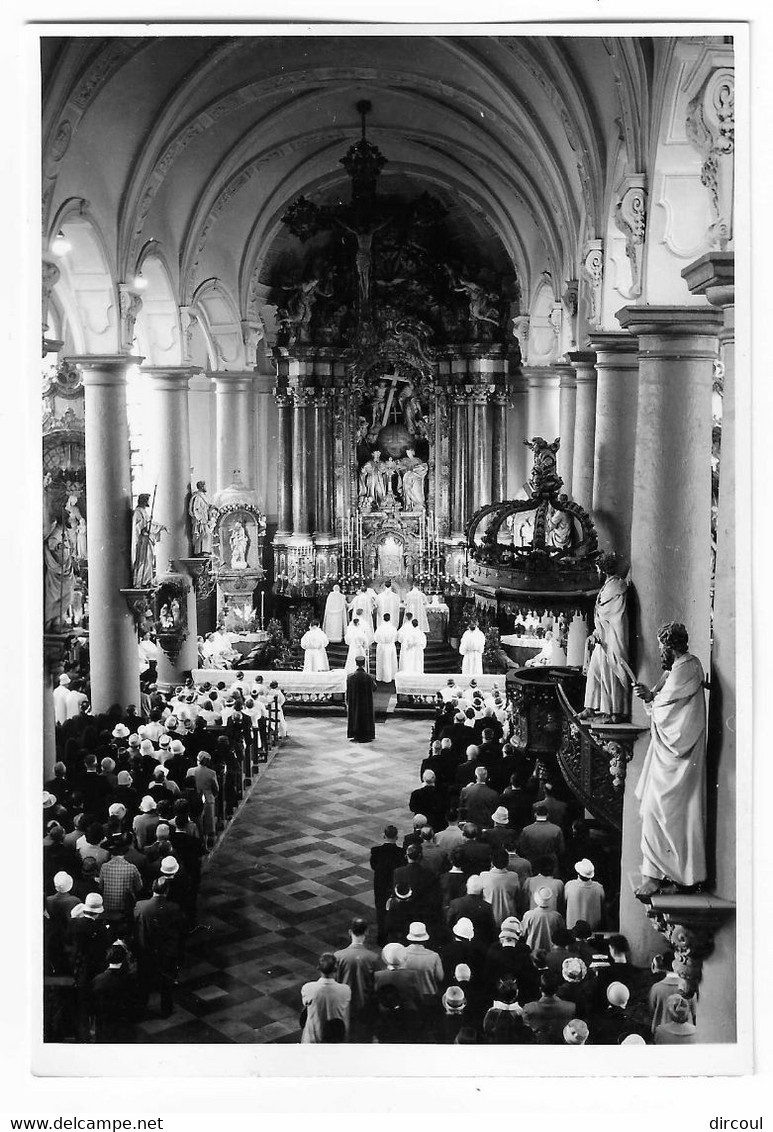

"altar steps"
[326,641,461,675]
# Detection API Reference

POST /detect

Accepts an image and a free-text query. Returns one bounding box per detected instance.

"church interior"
[40,30,740,1051]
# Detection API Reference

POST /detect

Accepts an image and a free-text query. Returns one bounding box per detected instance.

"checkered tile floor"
[135,711,426,1043]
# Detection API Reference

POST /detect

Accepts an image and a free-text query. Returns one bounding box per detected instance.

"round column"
[291,391,310,538]
[70,355,142,712]
[523,366,560,441]
[555,365,577,495]
[451,394,468,538]
[214,371,254,491]
[143,366,199,684]
[615,306,722,965]
[313,393,332,537]
[275,393,293,540]
[506,373,529,497]
[589,333,640,563]
[491,391,509,501]
[567,351,598,512]
[470,391,490,512]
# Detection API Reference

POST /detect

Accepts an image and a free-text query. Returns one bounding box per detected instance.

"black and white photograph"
[3,4,770,1121]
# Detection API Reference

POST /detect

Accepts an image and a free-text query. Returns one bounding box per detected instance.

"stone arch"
[133,251,183,366]
[47,199,119,355]
[190,278,244,371]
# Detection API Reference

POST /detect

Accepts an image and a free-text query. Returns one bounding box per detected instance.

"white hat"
[534,886,554,908]
[452,917,474,941]
[58,674,71,685]
[620,1033,646,1045]
[563,1019,589,1045]
[112,724,129,739]
[140,739,155,756]
[108,802,127,819]
[499,916,522,940]
[607,981,630,1008]
[406,921,429,942]
[84,892,104,914]
[158,734,171,747]
[53,871,73,893]
[170,739,185,755]
[492,806,509,825]
[562,957,588,983]
[42,791,57,809]
[139,795,157,813]
[128,734,141,748]
[153,765,169,778]
[160,856,179,876]
[117,770,132,785]
[575,858,595,879]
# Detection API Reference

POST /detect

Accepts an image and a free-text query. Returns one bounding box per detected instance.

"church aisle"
[136,712,427,1044]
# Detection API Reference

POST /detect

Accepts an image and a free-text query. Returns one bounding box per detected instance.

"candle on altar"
[260,591,265,628]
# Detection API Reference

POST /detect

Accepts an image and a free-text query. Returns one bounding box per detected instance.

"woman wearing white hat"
[564,859,605,931]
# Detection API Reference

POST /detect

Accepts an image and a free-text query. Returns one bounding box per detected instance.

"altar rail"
[193,668,346,709]
[394,673,506,708]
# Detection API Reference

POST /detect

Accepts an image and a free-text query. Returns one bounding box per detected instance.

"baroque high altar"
[270,102,521,600]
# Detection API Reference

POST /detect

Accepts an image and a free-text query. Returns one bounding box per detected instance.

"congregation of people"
[44,670,287,1040]
[297,679,698,1045]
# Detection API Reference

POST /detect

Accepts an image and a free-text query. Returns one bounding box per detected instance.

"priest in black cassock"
[346,655,376,743]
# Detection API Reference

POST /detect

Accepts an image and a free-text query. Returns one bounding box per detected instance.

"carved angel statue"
[397,380,424,436]
[455,277,501,330]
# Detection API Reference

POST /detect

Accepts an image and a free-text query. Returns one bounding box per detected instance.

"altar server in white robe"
[349,587,377,629]
[374,613,399,682]
[351,607,375,648]
[375,580,402,626]
[322,584,347,643]
[345,618,371,674]
[300,619,330,672]
[398,618,427,674]
[459,621,486,676]
[403,583,429,633]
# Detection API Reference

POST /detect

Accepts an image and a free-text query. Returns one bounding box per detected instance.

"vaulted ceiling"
[41,34,654,318]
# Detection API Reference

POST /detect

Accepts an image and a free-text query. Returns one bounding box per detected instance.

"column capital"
[566,351,597,382]
[141,365,201,392]
[212,370,255,394]
[520,365,560,386]
[550,362,576,388]
[67,355,143,386]
[587,332,640,369]
[688,251,733,296]
[616,305,724,338]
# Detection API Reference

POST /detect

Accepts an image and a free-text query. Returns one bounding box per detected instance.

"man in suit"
[533,781,568,828]
[392,844,441,930]
[409,770,448,833]
[518,804,565,871]
[438,712,471,762]
[459,767,499,829]
[301,952,351,1043]
[346,655,376,743]
[522,971,576,1044]
[447,875,497,956]
[88,943,139,1042]
[453,745,481,801]
[456,823,492,878]
[133,877,186,1016]
[333,917,382,1035]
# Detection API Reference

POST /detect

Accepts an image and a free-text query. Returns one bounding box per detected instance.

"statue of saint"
[358,451,388,510]
[64,494,87,558]
[189,480,215,555]
[43,520,74,631]
[132,494,166,588]
[400,448,428,512]
[546,504,573,550]
[229,522,249,570]
[633,621,707,897]
[369,382,389,432]
[579,553,630,722]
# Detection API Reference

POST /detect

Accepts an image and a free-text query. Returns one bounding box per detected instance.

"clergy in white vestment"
[322,584,347,643]
[345,618,371,673]
[53,674,71,726]
[633,622,707,896]
[397,618,426,674]
[374,613,399,682]
[349,588,377,628]
[403,584,429,632]
[351,608,375,647]
[300,619,330,672]
[375,580,402,625]
[459,622,486,676]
